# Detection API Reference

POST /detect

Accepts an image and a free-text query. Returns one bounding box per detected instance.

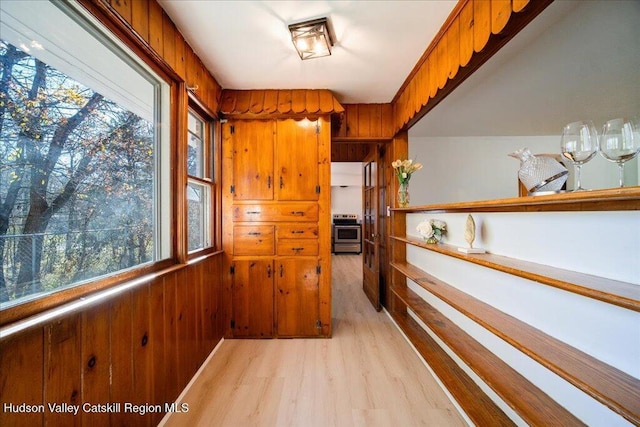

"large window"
[187,108,215,253]
[0,1,170,308]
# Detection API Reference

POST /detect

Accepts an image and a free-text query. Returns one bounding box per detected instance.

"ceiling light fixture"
[288,17,334,60]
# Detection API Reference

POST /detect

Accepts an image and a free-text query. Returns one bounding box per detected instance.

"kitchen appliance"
[332,214,361,254]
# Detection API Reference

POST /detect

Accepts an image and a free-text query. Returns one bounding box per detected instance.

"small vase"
[425,236,439,244]
[398,182,410,207]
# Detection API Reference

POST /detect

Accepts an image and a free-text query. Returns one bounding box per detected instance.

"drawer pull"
[267,264,271,278]
[267,175,271,189]
[247,232,261,236]
[291,230,304,234]
[245,210,261,215]
[292,247,304,252]
[291,211,305,216]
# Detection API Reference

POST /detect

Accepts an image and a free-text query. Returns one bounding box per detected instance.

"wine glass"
[560,120,598,191]
[599,118,639,188]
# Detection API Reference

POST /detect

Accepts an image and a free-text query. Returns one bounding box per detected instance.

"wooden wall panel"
[163,272,180,402]
[109,294,133,425]
[162,11,176,71]
[149,277,166,426]
[331,143,372,162]
[147,0,163,55]
[0,255,223,427]
[92,0,222,113]
[333,103,394,140]
[392,0,552,133]
[81,303,111,427]
[130,0,149,43]
[44,316,81,427]
[110,0,131,23]
[174,31,187,80]
[0,329,44,427]
[131,285,152,427]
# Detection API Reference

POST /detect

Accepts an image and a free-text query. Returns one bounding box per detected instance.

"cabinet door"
[232,260,274,337]
[232,121,274,200]
[276,119,319,201]
[276,258,320,337]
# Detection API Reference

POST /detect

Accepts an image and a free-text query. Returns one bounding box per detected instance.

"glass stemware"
[560,120,599,191]
[599,118,639,188]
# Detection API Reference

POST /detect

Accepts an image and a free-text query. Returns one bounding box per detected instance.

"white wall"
[405,210,640,426]
[331,162,363,217]
[409,135,638,205]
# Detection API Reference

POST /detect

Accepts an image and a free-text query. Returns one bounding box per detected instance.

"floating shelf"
[391,260,640,425]
[390,284,584,426]
[392,235,640,312]
[391,187,640,213]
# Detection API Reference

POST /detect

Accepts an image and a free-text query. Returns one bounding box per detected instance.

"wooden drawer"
[233,203,319,222]
[233,226,274,255]
[277,224,319,239]
[276,239,319,256]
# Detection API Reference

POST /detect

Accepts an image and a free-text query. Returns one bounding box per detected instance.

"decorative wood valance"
[220,89,344,118]
[392,0,553,133]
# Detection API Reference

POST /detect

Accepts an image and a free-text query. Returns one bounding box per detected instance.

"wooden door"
[231,260,274,337]
[276,258,320,337]
[362,149,381,311]
[232,120,274,200]
[276,119,319,201]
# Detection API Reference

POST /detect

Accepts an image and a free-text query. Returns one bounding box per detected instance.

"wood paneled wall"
[331,104,393,162]
[0,255,223,427]
[333,104,394,139]
[1,3,225,427]
[101,0,222,112]
[392,0,552,133]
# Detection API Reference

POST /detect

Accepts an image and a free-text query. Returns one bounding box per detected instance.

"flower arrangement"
[391,159,423,184]
[392,159,422,207]
[417,219,447,244]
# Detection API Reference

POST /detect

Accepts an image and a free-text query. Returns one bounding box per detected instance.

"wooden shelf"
[390,284,585,426]
[392,261,640,425]
[388,309,515,426]
[391,187,640,213]
[392,235,640,312]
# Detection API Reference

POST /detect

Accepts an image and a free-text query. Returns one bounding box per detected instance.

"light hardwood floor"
[162,254,467,426]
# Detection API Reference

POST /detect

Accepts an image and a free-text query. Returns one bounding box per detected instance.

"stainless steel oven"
[332,214,362,254]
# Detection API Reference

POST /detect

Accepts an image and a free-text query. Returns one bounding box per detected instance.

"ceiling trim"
[220,89,344,117]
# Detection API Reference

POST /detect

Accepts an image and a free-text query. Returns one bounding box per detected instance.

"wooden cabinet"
[276,258,321,337]
[231,121,274,200]
[231,120,320,202]
[275,119,320,201]
[223,117,331,338]
[230,260,274,338]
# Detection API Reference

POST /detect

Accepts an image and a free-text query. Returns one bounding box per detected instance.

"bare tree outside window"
[0,39,155,305]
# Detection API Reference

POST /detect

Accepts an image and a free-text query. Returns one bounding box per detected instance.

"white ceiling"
[158,0,457,104]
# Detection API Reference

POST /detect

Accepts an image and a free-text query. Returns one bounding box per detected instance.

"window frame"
[0,0,180,326]
[186,96,219,259]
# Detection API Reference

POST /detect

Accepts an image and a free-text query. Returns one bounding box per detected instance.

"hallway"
[162,254,467,426]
